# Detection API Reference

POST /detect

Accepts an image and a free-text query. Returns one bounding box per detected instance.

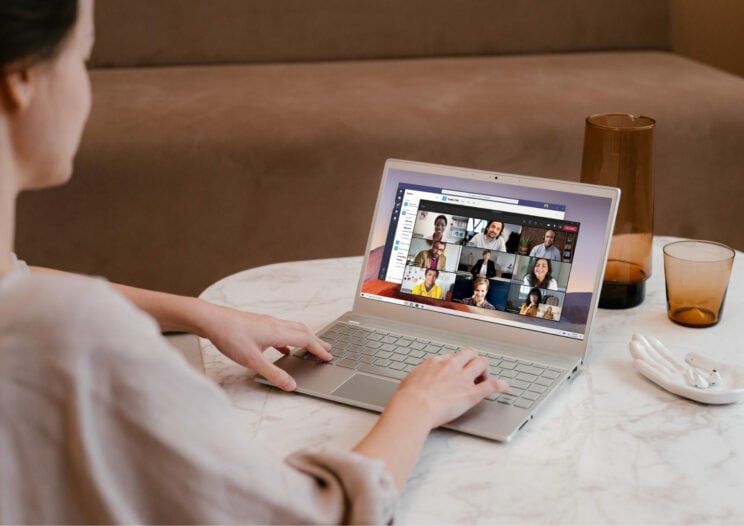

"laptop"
[257,159,619,441]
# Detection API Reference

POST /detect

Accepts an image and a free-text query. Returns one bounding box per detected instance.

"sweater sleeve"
[0,274,398,524]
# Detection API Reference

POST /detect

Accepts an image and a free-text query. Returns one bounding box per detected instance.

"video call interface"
[361,179,593,340]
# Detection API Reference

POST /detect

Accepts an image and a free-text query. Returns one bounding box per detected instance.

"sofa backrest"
[90,0,671,68]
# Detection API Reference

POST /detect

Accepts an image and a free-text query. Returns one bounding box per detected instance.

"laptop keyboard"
[303,322,565,410]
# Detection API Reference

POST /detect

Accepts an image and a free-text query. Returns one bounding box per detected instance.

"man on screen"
[413,241,447,270]
[529,229,561,260]
[411,269,444,299]
[468,220,506,251]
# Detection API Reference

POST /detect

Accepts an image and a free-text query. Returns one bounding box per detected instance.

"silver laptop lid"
[353,159,619,362]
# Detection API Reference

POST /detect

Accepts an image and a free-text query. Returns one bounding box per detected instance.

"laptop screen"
[359,164,615,341]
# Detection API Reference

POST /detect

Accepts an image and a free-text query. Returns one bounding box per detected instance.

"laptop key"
[542,370,561,380]
[536,377,553,387]
[523,391,540,401]
[375,350,393,359]
[500,360,517,370]
[410,341,426,350]
[497,394,516,405]
[508,387,525,397]
[508,379,530,390]
[357,363,406,380]
[500,370,518,379]
[516,372,538,383]
[390,353,407,362]
[516,365,544,376]
[337,358,359,369]
[405,356,422,366]
[514,399,533,409]
[390,362,406,371]
[374,358,392,367]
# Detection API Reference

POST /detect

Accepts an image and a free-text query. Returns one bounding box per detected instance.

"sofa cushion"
[17,51,744,294]
[90,0,670,68]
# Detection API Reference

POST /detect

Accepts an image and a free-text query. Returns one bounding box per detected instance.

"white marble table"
[199,236,744,524]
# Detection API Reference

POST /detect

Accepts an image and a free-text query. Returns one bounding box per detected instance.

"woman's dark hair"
[526,287,543,305]
[525,258,553,288]
[0,0,78,72]
[434,215,448,226]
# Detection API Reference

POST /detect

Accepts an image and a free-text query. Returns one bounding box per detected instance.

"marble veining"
[199,237,744,524]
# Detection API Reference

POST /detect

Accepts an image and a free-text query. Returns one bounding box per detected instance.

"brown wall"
[672,0,744,78]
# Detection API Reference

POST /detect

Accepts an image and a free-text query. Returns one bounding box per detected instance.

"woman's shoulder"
[0,272,160,349]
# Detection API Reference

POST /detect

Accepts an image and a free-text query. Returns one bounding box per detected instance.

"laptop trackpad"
[332,373,399,410]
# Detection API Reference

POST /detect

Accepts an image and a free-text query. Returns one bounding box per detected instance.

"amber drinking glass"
[663,240,735,327]
[581,114,655,308]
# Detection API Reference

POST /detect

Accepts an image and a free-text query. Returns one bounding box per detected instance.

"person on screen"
[468,220,506,251]
[0,2,509,523]
[411,269,444,299]
[519,288,543,316]
[523,258,558,290]
[424,214,449,242]
[529,229,561,260]
[542,305,555,320]
[471,250,497,279]
[461,278,496,310]
[413,241,447,270]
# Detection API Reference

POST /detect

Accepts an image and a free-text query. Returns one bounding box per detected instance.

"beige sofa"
[16,0,744,295]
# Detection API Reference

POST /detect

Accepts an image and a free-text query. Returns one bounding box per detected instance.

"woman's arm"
[353,348,507,490]
[29,266,331,391]
[110,275,509,492]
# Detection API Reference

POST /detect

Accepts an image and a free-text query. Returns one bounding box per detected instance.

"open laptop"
[257,159,619,441]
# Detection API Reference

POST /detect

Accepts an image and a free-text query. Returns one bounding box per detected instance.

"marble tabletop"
[199,236,744,524]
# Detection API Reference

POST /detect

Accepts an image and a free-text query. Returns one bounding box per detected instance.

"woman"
[523,257,558,290]
[462,277,496,310]
[519,287,542,317]
[425,214,449,242]
[0,2,508,523]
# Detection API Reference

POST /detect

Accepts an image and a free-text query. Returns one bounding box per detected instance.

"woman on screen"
[523,258,558,290]
[519,287,543,317]
[462,277,496,310]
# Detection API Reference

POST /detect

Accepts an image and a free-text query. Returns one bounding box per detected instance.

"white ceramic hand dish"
[629,333,744,405]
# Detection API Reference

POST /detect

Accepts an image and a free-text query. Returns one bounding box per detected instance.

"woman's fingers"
[244,351,297,391]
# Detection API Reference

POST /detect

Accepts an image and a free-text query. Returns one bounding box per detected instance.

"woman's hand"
[200,304,332,391]
[354,347,509,490]
[388,347,509,430]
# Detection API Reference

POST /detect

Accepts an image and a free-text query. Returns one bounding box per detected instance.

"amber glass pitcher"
[581,113,655,308]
